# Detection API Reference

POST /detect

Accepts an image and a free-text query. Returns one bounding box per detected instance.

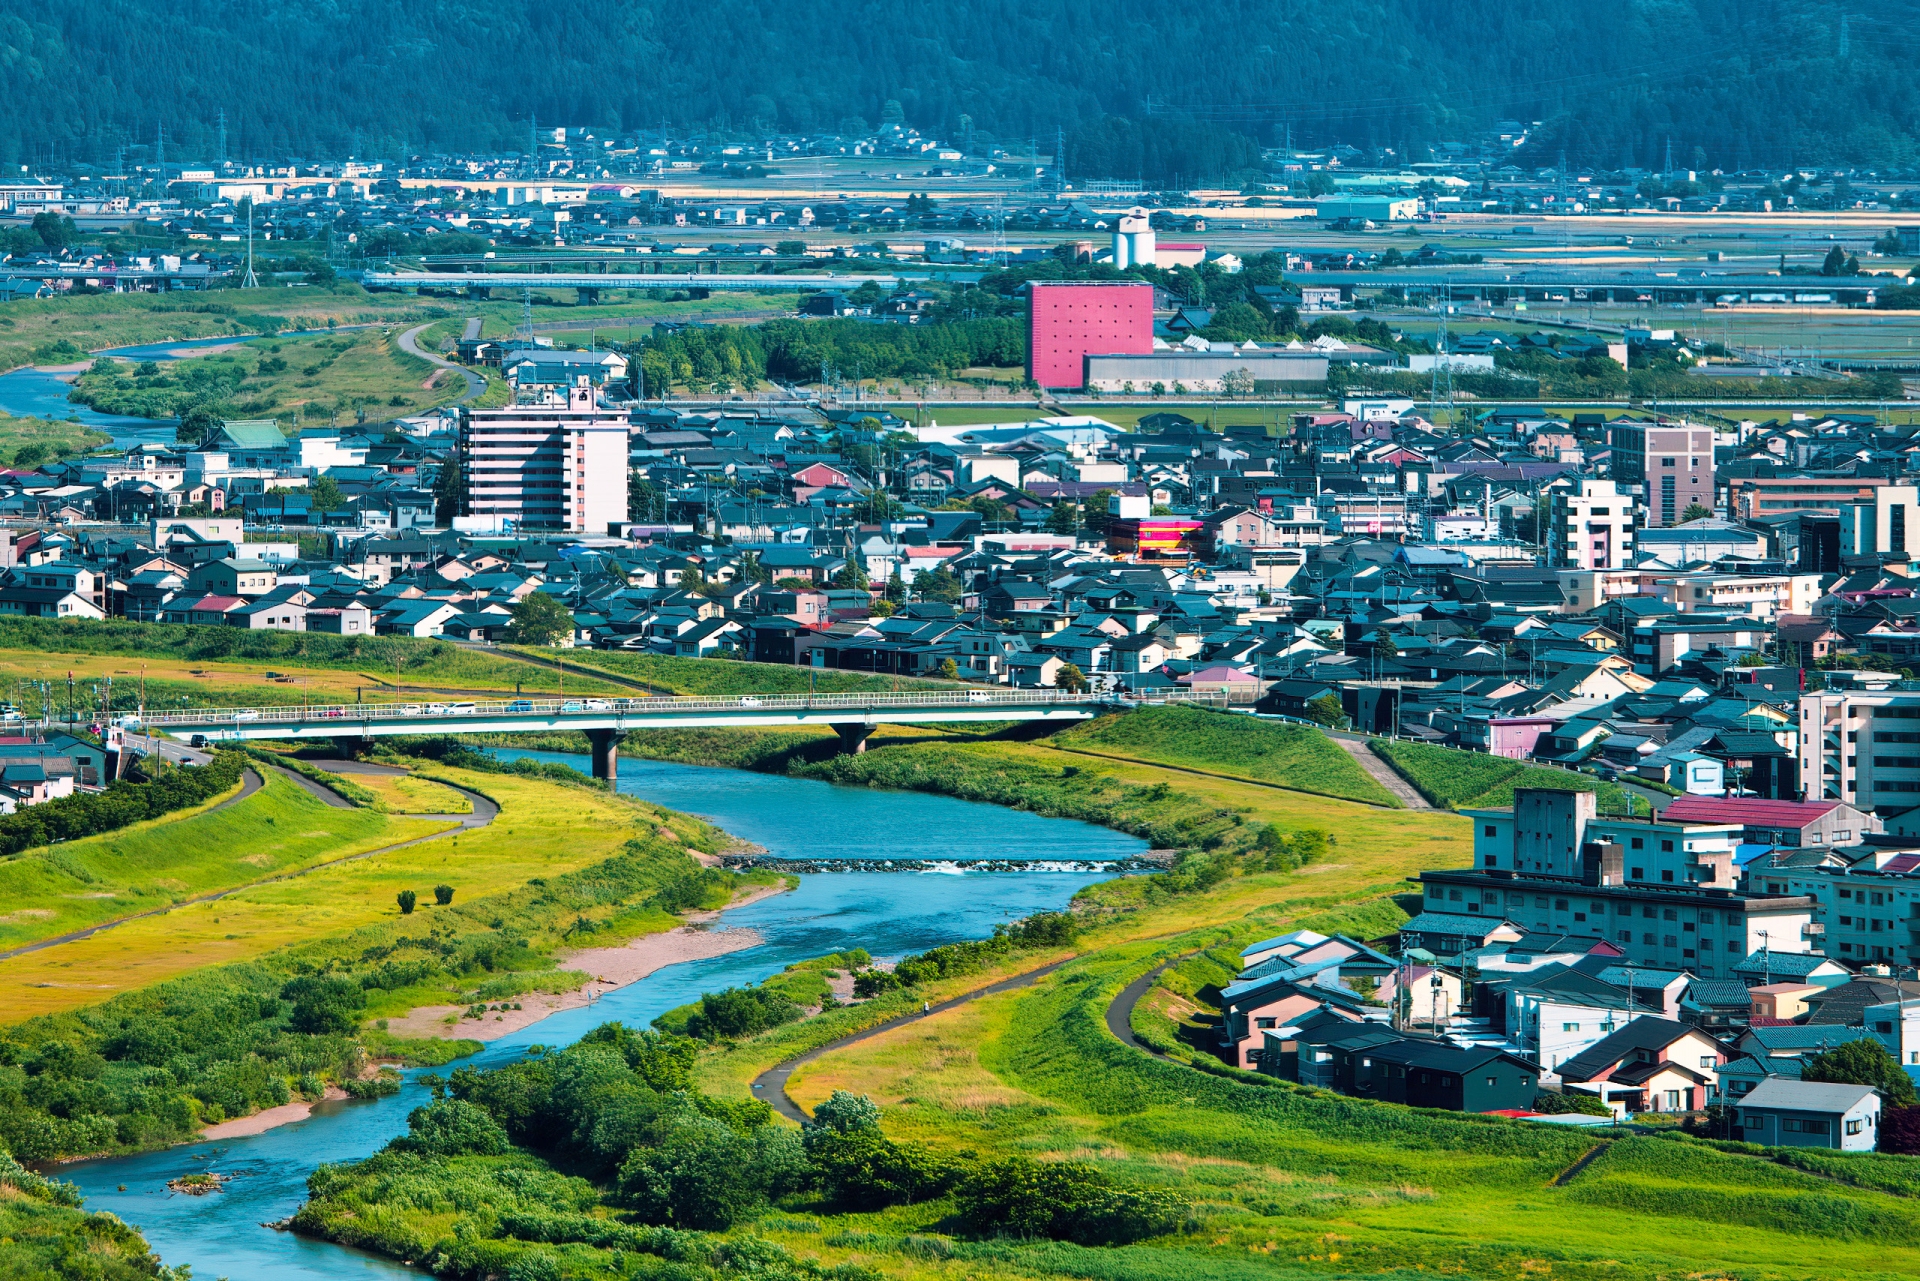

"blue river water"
[0,332,337,447]
[58,753,1140,1279]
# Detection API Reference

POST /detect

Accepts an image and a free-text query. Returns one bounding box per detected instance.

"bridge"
[132,689,1221,780]
[361,269,898,297]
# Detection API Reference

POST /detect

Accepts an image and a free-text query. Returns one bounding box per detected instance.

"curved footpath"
[0,766,496,963]
[751,958,1074,1122]
[398,323,484,404]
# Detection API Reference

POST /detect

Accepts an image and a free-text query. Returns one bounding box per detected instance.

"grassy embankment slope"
[531,647,962,696]
[0,753,760,1166]
[1372,737,1642,810]
[0,768,444,960]
[0,618,628,711]
[0,762,654,1021]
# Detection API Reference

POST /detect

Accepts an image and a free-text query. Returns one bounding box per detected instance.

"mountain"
[0,1,1911,176]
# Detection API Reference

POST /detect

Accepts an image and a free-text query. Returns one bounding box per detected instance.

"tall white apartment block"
[458,383,629,533]
[1549,479,1635,570]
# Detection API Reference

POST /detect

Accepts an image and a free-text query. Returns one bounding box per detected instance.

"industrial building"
[1025,280,1154,390]
[1110,206,1157,268]
[458,383,629,533]
[1084,349,1329,393]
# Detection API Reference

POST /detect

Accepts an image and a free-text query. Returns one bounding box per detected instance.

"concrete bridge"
[131,689,1220,780]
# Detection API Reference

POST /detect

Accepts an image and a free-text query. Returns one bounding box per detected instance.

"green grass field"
[0,770,439,954]
[1052,708,1398,806]
[535,648,957,696]
[73,328,451,423]
[0,413,111,466]
[1372,738,1643,811]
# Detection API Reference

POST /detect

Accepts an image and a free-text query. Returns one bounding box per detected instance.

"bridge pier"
[333,736,376,759]
[587,729,625,782]
[835,724,872,756]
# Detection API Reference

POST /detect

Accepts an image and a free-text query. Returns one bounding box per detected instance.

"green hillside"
[0,1,1910,173]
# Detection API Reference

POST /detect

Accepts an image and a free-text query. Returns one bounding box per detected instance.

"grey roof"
[1400,911,1518,937]
[1558,1017,1710,1082]
[1739,1078,1880,1113]
[1739,1024,1874,1054]
[1730,952,1840,981]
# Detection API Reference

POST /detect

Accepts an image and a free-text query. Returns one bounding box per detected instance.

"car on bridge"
[507,700,534,712]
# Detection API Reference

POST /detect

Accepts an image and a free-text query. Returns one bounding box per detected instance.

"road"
[1332,738,1431,809]
[399,322,484,404]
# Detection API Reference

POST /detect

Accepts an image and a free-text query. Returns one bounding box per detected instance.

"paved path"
[1039,742,1396,808]
[0,769,496,963]
[750,958,1074,1122]
[399,322,484,404]
[1334,738,1431,809]
[1105,956,1186,1054]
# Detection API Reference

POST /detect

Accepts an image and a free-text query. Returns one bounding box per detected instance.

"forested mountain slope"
[1,0,1910,173]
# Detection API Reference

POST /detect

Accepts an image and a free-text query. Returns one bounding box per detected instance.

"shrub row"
[0,749,246,858]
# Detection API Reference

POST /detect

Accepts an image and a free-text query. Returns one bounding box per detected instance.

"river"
[0,333,333,448]
[58,752,1141,1279]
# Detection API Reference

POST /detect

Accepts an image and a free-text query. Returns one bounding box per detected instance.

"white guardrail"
[128,687,1228,728]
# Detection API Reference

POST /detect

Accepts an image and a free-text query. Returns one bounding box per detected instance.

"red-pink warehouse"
[1025,281,1154,389]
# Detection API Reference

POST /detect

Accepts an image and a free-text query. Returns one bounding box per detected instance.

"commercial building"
[1025,281,1154,390]
[1609,421,1714,526]
[1549,479,1635,570]
[1654,572,1824,622]
[458,383,629,533]
[1083,349,1327,393]
[1729,475,1889,521]
[1316,195,1419,222]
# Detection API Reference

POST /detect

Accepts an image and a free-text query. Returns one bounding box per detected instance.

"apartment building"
[1610,420,1715,526]
[1729,475,1888,521]
[1549,479,1635,570]
[1654,571,1824,622]
[458,383,629,533]
[1468,788,1738,887]
[1746,848,1920,968]
[1796,689,1920,807]
[1838,484,1920,560]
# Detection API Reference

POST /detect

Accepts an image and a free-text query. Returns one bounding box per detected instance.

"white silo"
[1114,206,1156,269]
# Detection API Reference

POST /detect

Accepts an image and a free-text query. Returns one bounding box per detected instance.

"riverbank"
[198,1087,350,1141]
[379,880,789,1043]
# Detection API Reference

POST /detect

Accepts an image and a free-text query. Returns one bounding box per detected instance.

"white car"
[232,710,260,722]
[739,696,763,708]
[582,699,612,711]
[447,702,478,716]
[966,690,992,704]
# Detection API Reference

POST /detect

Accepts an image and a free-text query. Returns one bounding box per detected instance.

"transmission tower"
[216,110,227,166]
[1429,284,1455,429]
[522,287,536,347]
[155,121,165,169]
[240,199,259,288]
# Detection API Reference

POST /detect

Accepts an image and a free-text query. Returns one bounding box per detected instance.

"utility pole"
[216,109,227,167]
[240,200,259,288]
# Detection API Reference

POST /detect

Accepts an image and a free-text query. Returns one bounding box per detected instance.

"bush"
[434,884,455,906]
[390,1099,511,1157]
[955,1156,1185,1245]
[677,986,801,1040]
[1533,1090,1614,1117]
[0,749,245,856]
[1803,1039,1919,1107]
[280,975,365,1035]
[808,1128,962,1209]
[397,889,417,915]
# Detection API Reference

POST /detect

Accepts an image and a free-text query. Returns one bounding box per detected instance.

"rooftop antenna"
[240,199,259,288]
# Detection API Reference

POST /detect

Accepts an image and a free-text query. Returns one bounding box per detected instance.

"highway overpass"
[131,689,1215,779]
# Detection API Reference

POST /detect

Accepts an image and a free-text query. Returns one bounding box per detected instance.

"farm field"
[1051,707,1399,805]
[0,762,647,1019]
[0,768,439,955]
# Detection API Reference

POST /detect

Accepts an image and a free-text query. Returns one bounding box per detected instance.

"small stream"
[59,753,1141,1279]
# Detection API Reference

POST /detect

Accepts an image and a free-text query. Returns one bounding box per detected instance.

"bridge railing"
[134,686,1226,728]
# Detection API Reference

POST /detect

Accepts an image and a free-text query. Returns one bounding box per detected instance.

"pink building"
[1487,716,1557,759]
[1026,281,1153,389]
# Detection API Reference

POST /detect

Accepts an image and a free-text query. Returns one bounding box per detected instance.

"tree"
[1047,500,1080,534]
[919,565,964,603]
[397,889,417,915]
[884,571,907,604]
[775,240,808,256]
[309,475,345,512]
[1083,488,1117,535]
[629,474,662,522]
[1304,692,1349,728]
[177,403,224,446]
[1678,502,1712,523]
[30,213,75,249]
[433,884,454,905]
[279,976,364,1035]
[831,560,870,590]
[935,657,960,679]
[1801,1038,1918,1106]
[1056,662,1088,693]
[505,592,576,646]
[1374,632,1399,660]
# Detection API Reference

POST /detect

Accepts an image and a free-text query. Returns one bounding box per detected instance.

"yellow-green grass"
[413,293,800,351]
[0,285,467,376]
[345,771,473,814]
[1052,707,1398,805]
[0,765,651,1021]
[0,770,440,954]
[0,636,626,712]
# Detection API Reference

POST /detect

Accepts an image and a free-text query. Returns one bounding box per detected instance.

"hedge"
[0,749,247,857]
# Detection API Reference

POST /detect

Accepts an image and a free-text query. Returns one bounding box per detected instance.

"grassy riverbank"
[0,760,742,1162]
[1371,738,1641,810]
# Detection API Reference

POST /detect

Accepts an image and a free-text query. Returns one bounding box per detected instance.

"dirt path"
[399,323,484,404]
[1333,738,1431,809]
[751,958,1075,1123]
